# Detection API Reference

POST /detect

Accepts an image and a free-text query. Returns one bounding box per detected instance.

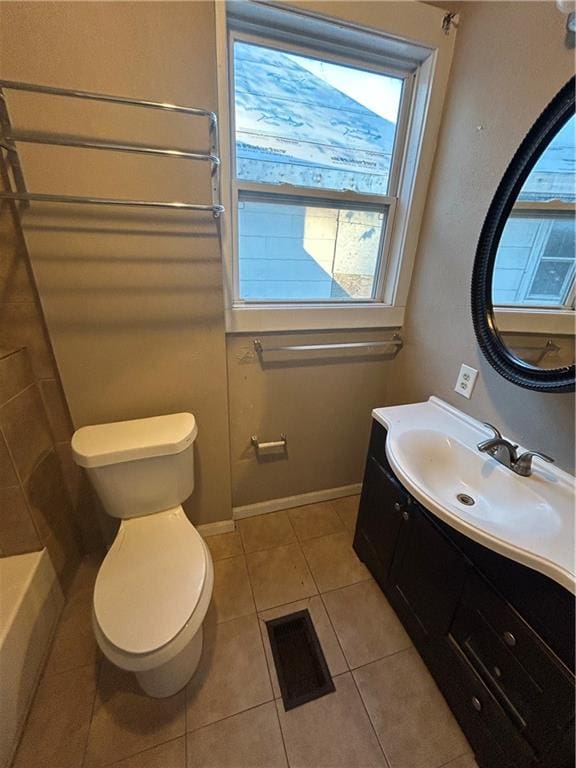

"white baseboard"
[197,519,236,537]
[233,483,362,521]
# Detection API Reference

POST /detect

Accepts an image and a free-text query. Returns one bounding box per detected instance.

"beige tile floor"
[12,496,479,768]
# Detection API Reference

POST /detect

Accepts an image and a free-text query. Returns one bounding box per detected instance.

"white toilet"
[71,412,214,698]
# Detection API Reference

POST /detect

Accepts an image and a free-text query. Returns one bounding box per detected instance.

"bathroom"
[0,1,574,767]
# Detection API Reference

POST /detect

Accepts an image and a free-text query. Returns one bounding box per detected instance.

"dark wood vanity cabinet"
[354,420,575,768]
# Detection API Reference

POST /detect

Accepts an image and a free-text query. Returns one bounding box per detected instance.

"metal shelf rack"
[0,79,224,217]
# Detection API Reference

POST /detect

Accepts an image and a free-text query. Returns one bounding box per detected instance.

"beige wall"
[0,1,233,525]
[1,1,402,516]
[227,330,393,507]
[2,0,573,526]
[389,1,575,472]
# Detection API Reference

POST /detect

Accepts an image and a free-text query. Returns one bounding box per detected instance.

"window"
[217,1,457,331]
[233,40,403,304]
[493,115,575,311]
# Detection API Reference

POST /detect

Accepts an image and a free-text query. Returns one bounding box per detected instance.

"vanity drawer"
[443,639,535,768]
[450,571,574,751]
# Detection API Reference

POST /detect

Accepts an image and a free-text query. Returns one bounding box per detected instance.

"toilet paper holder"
[251,434,287,452]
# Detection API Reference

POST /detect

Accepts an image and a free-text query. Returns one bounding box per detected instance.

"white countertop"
[372,397,575,594]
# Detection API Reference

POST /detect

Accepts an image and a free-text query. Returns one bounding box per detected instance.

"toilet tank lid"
[71,413,198,468]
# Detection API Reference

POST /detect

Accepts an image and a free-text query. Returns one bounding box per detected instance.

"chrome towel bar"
[2,131,220,169]
[0,79,216,120]
[253,334,403,357]
[0,191,225,215]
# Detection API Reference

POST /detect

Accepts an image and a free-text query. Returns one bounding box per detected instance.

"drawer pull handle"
[402,510,410,521]
[471,696,482,712]
[503,631,516,647]
[394,503,402,512]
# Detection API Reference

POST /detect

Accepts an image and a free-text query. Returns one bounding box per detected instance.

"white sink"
[373,398,575,593]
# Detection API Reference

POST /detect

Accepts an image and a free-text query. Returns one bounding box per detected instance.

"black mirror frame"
[472,76,575,393]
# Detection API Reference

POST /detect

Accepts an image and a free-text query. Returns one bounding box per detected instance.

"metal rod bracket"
[251,434,288,452]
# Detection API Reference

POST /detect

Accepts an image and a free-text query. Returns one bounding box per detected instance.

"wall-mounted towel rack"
[509,338,563,365]
[0,79,224,217]
[253,334,403,360]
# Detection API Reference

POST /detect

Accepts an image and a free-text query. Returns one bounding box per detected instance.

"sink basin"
[394,429,562,536]
[373,398,575,593]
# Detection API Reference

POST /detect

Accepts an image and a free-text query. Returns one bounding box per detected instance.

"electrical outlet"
[455,364,478,399]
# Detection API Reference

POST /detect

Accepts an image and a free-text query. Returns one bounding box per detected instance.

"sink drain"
[457,493,475,506]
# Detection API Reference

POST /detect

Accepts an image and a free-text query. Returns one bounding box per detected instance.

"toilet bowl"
[72,412,213,698]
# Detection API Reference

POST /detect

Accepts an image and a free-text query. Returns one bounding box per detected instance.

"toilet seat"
[94,506,208,656]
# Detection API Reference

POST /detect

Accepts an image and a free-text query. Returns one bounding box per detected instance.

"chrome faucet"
[512,450,555,477]
[477,423,554,477]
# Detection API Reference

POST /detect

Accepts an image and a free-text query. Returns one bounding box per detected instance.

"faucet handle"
[481,422,502,440]
[514,450,555,477]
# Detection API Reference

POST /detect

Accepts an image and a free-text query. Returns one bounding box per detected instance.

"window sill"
[225,303,405,333]
[494,308,575,335]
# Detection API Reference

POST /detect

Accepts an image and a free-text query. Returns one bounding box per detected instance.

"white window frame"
[216,0,458,333]
[494,200,575,335]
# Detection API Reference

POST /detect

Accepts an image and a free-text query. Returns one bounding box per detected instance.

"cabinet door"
[353,456,409,591]
[388,503,467,647]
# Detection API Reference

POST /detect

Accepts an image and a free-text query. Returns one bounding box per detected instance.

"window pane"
[493,216,575,306]
[528,259,572,299]
[238,196,386,301]
[519,115,575,203]
[233,40,403,196]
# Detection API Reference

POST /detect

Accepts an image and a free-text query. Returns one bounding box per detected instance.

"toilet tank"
[71,413,198,519]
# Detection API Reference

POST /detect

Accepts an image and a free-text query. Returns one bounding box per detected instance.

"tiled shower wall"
[0,162,102,587]
[0,346,82,589]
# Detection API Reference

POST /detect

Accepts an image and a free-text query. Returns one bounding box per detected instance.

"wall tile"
[0,203,35,304]
[0,430,17,487]
[44,528,82,594]
[0,485,41,555]
[24,449,79,544]
[24,450,82,588]
[0,302,55,380]
[0,347,34,405]
[40,378,73,442]
[55,441,103,553]
[0,384,52,482]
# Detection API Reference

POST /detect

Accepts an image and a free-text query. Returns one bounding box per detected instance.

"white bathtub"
[0,550,63,768]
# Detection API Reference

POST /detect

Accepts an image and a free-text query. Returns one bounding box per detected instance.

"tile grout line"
[238,512,298,557]
[244,564,277,706]
[315,557,401,768]
[349,643,415,671]
[242,535,320,611]
[271,699,291,768]
[317,589,351,673]
[437,750,478,768]
[191,552,275,736]
[94,734,185,768]
[185,697,277,737]
[328,496,354,532]
[0,380,36,411]
[184,680,189,767]
[293,532,322,596]
[79,657,102,768]
[9,560,100,766]
[0,419,46,544]
[348,664,394,768]
[256,610,280,697]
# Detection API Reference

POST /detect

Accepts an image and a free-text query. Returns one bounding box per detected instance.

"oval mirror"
[472,77,575,392]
